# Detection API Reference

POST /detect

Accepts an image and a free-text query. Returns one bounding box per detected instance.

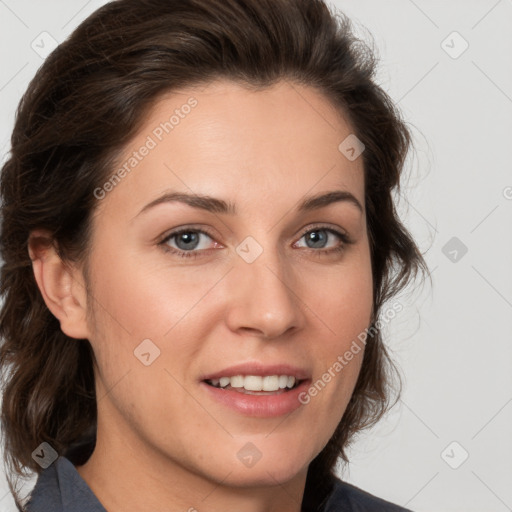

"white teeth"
[278,375,288,389]
[244,376,263,391]
[207,374,299,392]
[230,375,244,388]
[262,375,279,391]
[219,376,231,388]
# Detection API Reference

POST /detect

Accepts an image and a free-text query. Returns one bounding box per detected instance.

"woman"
[0,0,428,510]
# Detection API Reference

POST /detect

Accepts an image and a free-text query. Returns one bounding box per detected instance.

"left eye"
[294,228,345,250]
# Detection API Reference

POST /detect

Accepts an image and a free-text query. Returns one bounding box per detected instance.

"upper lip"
[200,362,311,381]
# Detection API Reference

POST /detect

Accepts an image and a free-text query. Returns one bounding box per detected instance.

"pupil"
[307,230,326,248]
[177,231,199,250]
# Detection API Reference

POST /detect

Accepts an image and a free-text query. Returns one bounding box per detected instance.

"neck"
[75,412,308,512]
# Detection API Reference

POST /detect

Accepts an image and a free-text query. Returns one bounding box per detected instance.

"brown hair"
[0,0,428,509]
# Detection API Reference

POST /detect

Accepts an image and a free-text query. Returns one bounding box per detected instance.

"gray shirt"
[25,456,413,511]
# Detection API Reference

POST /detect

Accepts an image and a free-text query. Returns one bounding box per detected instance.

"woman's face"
[80,79,372,492]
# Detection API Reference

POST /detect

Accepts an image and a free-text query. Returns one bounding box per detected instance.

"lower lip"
[200,380,311,418]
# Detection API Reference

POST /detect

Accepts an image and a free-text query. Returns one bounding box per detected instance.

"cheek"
[308,244,373,350]
[83,245,228,388]
[86,245,204,337]
[299,244,373,418]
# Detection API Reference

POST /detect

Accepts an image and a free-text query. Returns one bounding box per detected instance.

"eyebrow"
[134,189,363,219]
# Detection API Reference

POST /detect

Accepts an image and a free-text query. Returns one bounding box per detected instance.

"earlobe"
[28,230,91,340]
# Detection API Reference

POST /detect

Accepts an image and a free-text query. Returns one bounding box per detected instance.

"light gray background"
[0,1,511,511]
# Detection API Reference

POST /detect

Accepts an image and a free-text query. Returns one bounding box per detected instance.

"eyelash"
[158,225,353,260]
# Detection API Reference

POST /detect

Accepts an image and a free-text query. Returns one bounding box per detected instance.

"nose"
[224,246,305,340]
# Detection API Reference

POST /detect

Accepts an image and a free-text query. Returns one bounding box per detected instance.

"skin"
[29,79,373,512]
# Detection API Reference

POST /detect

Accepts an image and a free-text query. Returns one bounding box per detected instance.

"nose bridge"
[225,235,304,338]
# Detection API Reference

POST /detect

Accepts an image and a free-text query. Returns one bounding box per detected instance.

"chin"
[222,468,304,489]
[217,453,309,488]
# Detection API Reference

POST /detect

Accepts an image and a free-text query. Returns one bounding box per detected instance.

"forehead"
[95,79,365,218]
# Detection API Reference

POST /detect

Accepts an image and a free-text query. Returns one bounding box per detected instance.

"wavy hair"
[0,0,428,509]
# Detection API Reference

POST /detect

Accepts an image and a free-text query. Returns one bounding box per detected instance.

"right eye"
[159,228,221,258]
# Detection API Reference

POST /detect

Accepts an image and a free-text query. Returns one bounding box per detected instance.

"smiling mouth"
[204,375,304,395]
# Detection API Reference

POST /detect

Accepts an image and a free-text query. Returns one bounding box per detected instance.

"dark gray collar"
[27,456,106,512]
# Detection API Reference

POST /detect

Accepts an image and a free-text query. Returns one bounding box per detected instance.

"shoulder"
[322,476,414,512]
[25,456,106,512]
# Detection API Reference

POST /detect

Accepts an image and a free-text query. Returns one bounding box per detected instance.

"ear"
[28,229,91,340]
